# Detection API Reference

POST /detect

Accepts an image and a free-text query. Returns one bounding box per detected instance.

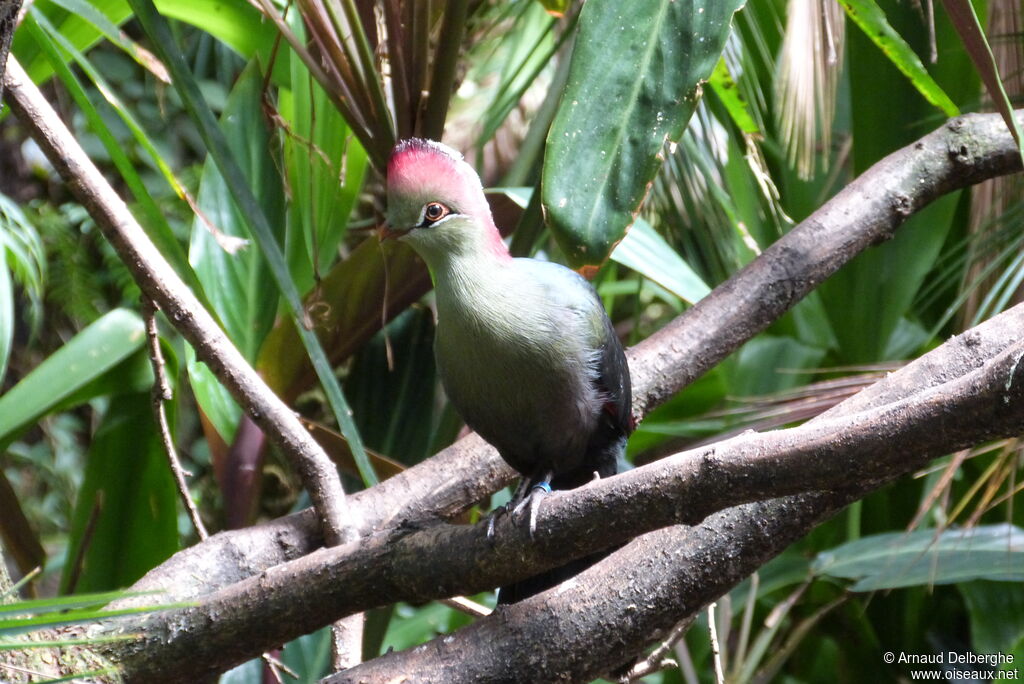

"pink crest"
[387,138,508,258]
[387,138,478,200]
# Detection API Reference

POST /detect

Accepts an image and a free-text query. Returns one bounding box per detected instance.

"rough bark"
[95,305,1024,681]
[5,50,1024,681]
[122,109,1024,607]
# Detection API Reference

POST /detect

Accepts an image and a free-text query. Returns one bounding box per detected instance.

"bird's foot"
[512,478,552,540]
[488,471,552,542]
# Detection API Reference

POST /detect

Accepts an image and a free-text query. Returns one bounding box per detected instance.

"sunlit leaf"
[838,0,959,117]
[13,0,284,86]
[708,57,759,136]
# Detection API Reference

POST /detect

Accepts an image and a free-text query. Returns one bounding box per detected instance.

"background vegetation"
[1,0,1022,681]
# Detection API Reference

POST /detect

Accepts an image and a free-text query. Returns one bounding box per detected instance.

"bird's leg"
[487,470,553,541]
[512,469,553,539]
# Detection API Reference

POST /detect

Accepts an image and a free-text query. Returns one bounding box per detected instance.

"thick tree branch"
[627,111,1024,418]
[98,302,1024,681]
[326,492,863,683]
[9,50,1023,680]
[325,309,1024,683]
[122,110,1024,606]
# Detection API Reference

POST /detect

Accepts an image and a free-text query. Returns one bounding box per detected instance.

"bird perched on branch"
[383,138,633,603]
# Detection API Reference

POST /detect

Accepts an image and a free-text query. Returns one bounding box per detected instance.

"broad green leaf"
[819,193,961,362]
[727,335,828,397]
[812,525,1024,590]
[186,350,240,444]
[0,309,146,450]
[128,0,376,485]
[824,0,976,362]
[279,26,368,293]
[12,0,133,84]
[610,217,710,305]
[346,308,438,466]
[189,62,283,362]
[220,659,264,684]
[187,61,284,442]
[61,393,179,593]
[838,0,959,117]
[543,0,747,267]
[382,602,476,653]
[279,626,332,682]
[52,347,153,414]
[626,369,727,457]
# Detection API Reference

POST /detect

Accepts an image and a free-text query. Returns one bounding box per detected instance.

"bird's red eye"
[423,202,450,224]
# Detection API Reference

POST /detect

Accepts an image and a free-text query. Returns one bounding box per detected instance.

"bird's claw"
[511,481,551,540]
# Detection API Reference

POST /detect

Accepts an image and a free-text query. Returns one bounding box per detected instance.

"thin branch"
[441,596,491,619]
[708,603,725,684]
[0,1,22,103]
[618,616,693,682]
[143,299,209,541]
[1,54,361,560]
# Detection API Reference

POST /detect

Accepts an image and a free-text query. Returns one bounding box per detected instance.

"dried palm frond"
[775,0,844,179]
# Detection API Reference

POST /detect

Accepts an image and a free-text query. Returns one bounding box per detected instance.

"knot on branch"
[890,192,913,218]
[948,140,974,167]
